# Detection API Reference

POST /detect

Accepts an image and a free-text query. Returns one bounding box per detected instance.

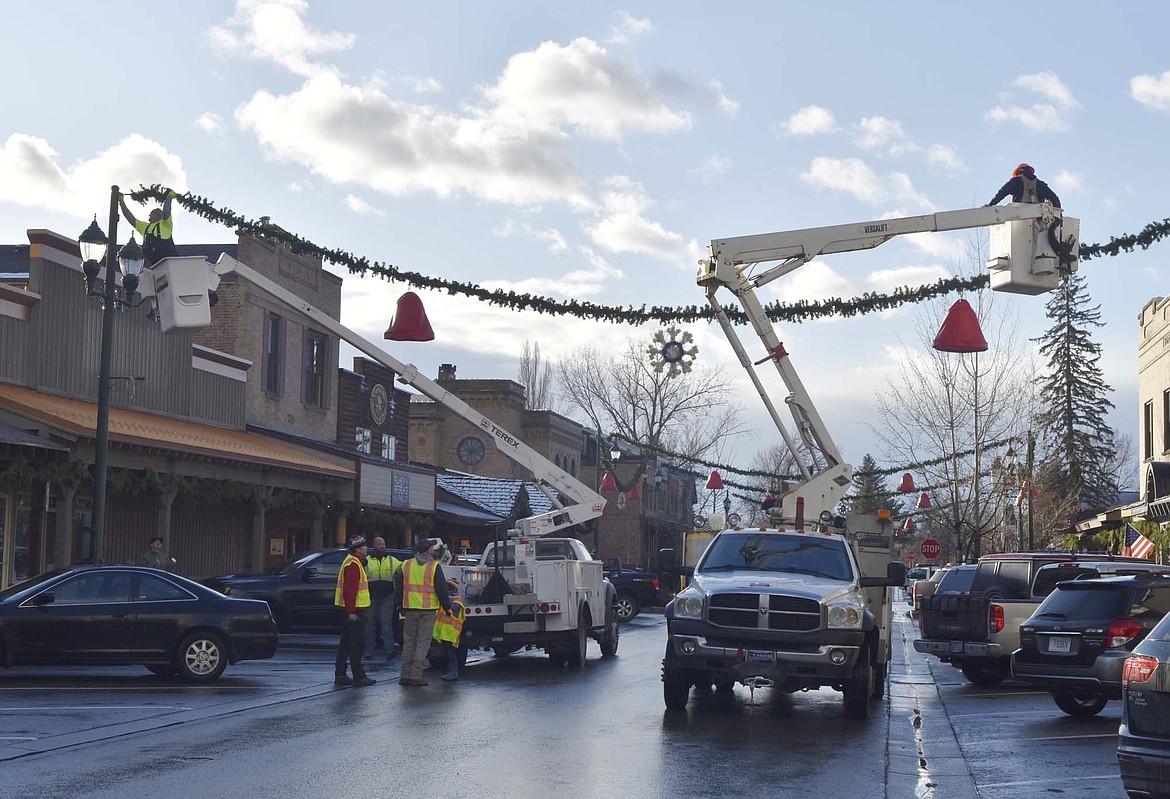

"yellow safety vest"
[402,559,439,609]
[366,553,400,582]
[433,596,465,645]
[333,554,371,609]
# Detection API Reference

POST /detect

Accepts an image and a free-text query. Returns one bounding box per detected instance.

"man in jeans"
[334,536,376,688]
[394,539,452,686]
[364,537,401,660]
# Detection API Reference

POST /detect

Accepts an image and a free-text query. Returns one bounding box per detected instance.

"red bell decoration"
[917,492,932,510]
[705,470,724,490]
[897,472,916,493]
[384,291,435,341]
[932,299,988,353]
[599,472,617,492]
[627,483,641,502]
[903,517,916,532]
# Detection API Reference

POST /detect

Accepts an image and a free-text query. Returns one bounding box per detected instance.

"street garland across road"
[132,185,1166,328]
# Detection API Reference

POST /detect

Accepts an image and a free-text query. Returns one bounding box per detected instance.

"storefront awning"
[0,420,67,451]
[0,383,352,479]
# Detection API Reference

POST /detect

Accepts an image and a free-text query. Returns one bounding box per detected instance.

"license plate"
[949,640,964,654]
[1048,636,1071,653]
[746,649,775,664]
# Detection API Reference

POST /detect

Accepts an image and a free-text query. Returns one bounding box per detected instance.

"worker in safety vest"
[432,578,466,682]
[986,163,1061,208]
[364,537,401,661]
[394,538,452,687]
[118,190,180,266]
[334,535,376,687]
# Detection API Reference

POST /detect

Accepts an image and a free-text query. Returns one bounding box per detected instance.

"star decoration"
[648,325,698,377]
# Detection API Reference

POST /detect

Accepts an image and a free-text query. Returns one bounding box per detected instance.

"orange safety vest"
[402,558,439,610]
[433,596,465,645]
[333,554,371,609]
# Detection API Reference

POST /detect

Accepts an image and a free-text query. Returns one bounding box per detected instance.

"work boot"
[441,668,458,682]
[334,674,353,686]
[355,676,377,687]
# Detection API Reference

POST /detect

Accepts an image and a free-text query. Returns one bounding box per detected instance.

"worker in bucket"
[432,578,466,682]
[986,163,1061,208]
[118,190,179,266]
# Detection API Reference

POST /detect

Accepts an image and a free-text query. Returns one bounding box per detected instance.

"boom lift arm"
[166,254,607,539]
[697,203,1075,528]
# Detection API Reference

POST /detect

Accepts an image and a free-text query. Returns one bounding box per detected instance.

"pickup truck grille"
[708,593,821,632]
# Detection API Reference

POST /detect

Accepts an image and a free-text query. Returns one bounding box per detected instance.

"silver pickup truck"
[914,553,1156,685]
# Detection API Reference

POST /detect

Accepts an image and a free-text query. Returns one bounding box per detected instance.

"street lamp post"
[78,185,144,563]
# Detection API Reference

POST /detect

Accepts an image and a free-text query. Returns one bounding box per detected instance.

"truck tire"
[872,661,887,701]
[960,657,1010,687]
[1052,692,1108,718]
[567,608,589,668]
[662,642,691,710]
[843,646,872,719]
[615,592,640,623]
[599,610,620,657]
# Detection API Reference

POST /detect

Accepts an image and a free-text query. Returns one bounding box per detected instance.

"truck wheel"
[615,592,640,623]
[1053,692,1108,718]
[662,642,691,710]
[872,661,887,701]
[567,609,589,668]
[600,612,620,657]
[843,647,872,719]
[960,657,1010,687]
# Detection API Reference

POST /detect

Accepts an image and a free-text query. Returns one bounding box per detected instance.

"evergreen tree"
[1033,271,1116,518]
[847,454,902,515]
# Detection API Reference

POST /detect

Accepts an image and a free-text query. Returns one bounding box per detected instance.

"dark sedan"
[1119,608,1170,799]
[0,565,278,683]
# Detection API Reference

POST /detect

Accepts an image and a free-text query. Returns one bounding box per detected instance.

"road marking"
[979,774,1119,789]
[946,709,1097,718]
[0,736,37,740]
[979,733,1118,742]
[0,706,193,711]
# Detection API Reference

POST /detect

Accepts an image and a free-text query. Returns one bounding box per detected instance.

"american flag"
[1123,523,1155,560]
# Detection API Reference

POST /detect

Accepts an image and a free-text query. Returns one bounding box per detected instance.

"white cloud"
[771,260,949,311]
[412,77,442,93]
[236,72,594,209]
[583,176,702,263]
[534,227,568,252]
[194,112,224,133]
[986,71,1079,132]
[0,133,186,216]
[345,194,384,216]
[853,116,910,153]
[783,105,838,136]
[1051,170,1082,195]
[690,153,732,181]
[800,157,931,209]
[924,144,966,172]
[207,0,355,78]
[1131,71,1170,113]
[608,11,652,44]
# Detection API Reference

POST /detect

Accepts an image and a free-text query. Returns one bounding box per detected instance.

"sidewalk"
[885,610,979,799]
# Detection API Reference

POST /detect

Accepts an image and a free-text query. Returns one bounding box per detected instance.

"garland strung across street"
[134,185,1170,327]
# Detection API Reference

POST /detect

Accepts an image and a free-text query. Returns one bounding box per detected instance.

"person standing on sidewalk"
[364,537,401,661]
[334,535,376,688]
[432,578,466,682]
[394,538,452,687]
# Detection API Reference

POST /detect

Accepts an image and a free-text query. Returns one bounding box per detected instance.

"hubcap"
[185,639,221,675]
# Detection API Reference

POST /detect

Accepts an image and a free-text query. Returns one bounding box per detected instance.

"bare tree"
[556,337,746,461]
[872,234,1036,560]
[518,340,556,411]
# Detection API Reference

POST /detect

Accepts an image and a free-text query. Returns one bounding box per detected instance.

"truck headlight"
[674,589,705,620]
[827,596,864,629]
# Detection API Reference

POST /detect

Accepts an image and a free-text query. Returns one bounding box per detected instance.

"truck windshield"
[698,533,853,581]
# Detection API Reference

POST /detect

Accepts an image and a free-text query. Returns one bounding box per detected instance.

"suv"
[912,563,976,620]
[915,552,1151,686]
[204,547,412,632]
[1031,560,1170,598]
[1012,574,1170,717]
[1118,606,1170,798]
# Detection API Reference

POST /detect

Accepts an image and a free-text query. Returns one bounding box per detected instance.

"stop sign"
[921,538,942,560]
[906,552,916,561]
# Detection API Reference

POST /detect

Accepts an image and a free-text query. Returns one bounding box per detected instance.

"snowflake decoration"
[648,325,698,377]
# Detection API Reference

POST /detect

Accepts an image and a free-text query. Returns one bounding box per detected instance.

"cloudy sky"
[1,1,1166,479]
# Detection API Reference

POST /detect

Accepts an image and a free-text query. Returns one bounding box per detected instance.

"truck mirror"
[302,567,318,581]
[658,548,677,571]
[605,558,622,576]
[887,561,907,585]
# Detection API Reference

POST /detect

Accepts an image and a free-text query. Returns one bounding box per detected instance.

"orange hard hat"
[1013,163,1035,177]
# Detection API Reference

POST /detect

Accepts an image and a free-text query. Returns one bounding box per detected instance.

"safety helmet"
[348,535,368,550]
[1013,163,1035,177]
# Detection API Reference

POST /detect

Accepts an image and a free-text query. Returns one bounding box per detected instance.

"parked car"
[204,547,412,632]
[904,565,942,593]
[1012,573,1170,717]
[1118,607,1170,798]
[606,566,659,623]
[1031,559,1170,598]
[0,565,278,682]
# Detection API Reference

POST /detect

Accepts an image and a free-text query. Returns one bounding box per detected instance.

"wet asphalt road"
[0,596,1132,798]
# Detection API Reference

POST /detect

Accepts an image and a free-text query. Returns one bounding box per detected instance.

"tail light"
[1123,655,1159,685]
[989,603,1005,634]
[1106,619,1144,648]
[652,577,660,591]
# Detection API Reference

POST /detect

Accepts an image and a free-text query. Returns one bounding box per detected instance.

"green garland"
[133,185,1161,327]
